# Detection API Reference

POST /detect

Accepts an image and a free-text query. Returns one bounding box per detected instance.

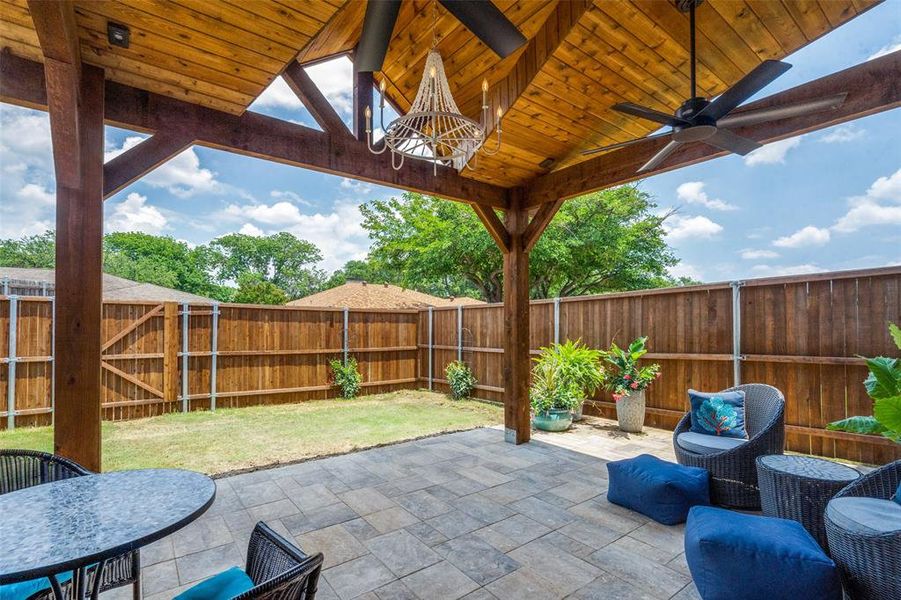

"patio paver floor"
[107,416,702,600]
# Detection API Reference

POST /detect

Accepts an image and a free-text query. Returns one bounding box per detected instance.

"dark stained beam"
[353,69,373,142]
[525,50,901,207]
[0,52,509,209]
[472,204,511,253]
[103,132,196,199]
[282,61,352,139]
[523,199,564,252]
[502,189,531,445]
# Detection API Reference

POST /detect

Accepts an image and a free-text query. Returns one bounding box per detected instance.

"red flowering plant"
[600,336,661,401]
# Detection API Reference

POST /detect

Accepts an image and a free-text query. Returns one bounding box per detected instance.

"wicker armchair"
[233,522,323,599]
[0,449,141,600]
[673,383,785,509]
[824,460,900,600]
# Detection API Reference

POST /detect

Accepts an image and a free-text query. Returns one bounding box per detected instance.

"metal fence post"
[731,281,743,386]
[457,305,463,362]
[2,277,7,296]
[50,296,56,424]
[181,302,189,412]
[427,307,433,390]
[210,302,219,411]
[553,297,560,345]
[343,307,349,366]
[6,296,17,429]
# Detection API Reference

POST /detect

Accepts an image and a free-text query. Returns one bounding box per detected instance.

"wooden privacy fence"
[2,266,899,463]
[1,300,418,426]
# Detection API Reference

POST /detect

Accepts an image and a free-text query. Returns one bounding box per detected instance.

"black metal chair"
[231,522,323,599]
[672,383,786,509]
[0,449,141,600]
[825,460,901,600]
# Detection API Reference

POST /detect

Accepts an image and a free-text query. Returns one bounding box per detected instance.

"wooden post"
[52,65,105,471]
[353,70,373,141]
[502,193,531,444]
[162,302,179,402]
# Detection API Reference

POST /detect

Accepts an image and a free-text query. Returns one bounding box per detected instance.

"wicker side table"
[756,454,860,551]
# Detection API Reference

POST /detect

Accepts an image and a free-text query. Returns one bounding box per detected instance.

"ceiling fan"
[354,0,527,73]
[581,0,847,172]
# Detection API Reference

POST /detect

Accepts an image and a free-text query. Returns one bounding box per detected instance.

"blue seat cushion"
[688,389,748,439]
[676,431,748,455]
[893,481,901,505]
[175,567,255,600]
[1,573,70,600]
[685,506,841,600]
[826,496,901,535]
[606,453,709,525]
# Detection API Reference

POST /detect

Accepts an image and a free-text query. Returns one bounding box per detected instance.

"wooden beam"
[353,69,374,142]
[472,204,511,253]
[502,189,531,445]
[1,53,509,209]
[524,51,901,207]
[103,132,195,199]
[523,199,564,252]
[282,61,352,139]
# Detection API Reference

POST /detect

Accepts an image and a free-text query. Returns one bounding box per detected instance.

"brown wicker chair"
[0,449,141,600]
[226,522,322,599]
[672,383,785,509]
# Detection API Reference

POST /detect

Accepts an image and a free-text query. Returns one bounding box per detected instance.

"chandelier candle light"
[365,50,503,174]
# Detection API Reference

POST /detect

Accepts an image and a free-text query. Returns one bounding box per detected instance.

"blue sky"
[1,2,899,281]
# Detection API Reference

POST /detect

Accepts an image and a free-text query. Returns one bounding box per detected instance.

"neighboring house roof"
[0,267,215,303]
[287,281,484,309]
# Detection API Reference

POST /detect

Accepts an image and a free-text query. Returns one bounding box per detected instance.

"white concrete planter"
[616,390,646,433]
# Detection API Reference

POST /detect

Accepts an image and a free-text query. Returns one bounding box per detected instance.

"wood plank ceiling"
[0,0,879,188]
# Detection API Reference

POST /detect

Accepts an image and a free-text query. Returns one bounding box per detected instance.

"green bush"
[330,357,362,399]
[529,340,603,414]
[446,360,477,400]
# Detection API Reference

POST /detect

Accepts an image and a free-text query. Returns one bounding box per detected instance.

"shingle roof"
[0,267,215,303]
[287,281,483,309]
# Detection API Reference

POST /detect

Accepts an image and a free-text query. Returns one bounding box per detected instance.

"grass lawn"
[0,391,502,475]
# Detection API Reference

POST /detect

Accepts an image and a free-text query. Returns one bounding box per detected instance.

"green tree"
[325,259,392,288]
[360,186,681,302]
[232,273,289,305]
[208,232,325,300]
[0,231,55,268]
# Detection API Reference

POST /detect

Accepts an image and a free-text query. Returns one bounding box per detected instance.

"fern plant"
[329,357,362,399]
[529,340,604,414]
[446,360,477,400]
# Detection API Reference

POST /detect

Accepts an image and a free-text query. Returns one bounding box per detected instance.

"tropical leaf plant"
[529,340,604,414]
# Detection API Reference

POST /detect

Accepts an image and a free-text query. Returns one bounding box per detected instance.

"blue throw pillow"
[689,389,747,439]
[893,481,901,506]
[175,567,255,600]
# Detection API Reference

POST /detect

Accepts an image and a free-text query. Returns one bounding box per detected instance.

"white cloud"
[16,183,54,206]
[340,178,373,195]
[744,137,801,166]
[669,262,704,282]
[675,181,737,211]
[831,168,901,233]
[740,249,780,260]
[239,223,264,236]
[105,192,168,234]
[251,76,304,111]
[663,214,723,243]
[105,136,219,197]
[270,189,312,207]
[820,124,866,144]
[868,36,901,61]
[751,264,821,277]
[0,106,56,236]
[773,226,831,248]
[251,56,354,120]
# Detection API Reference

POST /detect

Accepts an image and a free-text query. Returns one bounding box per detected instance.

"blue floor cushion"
[685,506,842,600]
[606,453,709,525]
[175,567,255,600]
[826,496,901,534]
[0,573,71,600]
[676,431,748,455]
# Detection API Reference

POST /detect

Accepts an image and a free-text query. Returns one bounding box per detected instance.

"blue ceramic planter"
[532,409,573,432]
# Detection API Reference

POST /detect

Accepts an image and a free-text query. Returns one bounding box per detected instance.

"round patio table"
[756,454,859,551]
[0,469,215,600]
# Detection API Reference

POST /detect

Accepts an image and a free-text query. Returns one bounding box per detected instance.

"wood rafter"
[104,132,195,198]
[525,51,901,207]
[472,204,511,253]
[283,61,352,139]
[523,199,564,252]
[1,52,509,209]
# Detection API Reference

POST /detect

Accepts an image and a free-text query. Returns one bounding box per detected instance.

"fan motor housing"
[673,97,717,142]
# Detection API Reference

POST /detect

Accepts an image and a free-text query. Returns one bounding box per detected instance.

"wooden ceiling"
[0,0,880,188]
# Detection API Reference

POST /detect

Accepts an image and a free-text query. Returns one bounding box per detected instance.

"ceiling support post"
[353,70,373,142]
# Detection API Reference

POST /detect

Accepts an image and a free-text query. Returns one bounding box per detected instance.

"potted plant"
[601,336,661,433]
[530,340,604,431]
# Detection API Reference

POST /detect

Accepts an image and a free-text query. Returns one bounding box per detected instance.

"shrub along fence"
[2,266,899,463]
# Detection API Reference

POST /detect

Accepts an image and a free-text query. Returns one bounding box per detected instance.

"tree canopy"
[359,186,685,302]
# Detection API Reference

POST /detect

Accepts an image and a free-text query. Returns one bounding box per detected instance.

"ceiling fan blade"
[613,103,689,127]
[355,0,402,72]
[582,132,671,156]
[697,60,792,121]
[438,0,527,58]
[704,128,762,155]
[638,140,681,172]
[718,93,848,129]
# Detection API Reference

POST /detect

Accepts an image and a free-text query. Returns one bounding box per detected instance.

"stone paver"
[124,417,711,599]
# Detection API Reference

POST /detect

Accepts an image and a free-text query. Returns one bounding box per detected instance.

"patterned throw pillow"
[688,389,748,439]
